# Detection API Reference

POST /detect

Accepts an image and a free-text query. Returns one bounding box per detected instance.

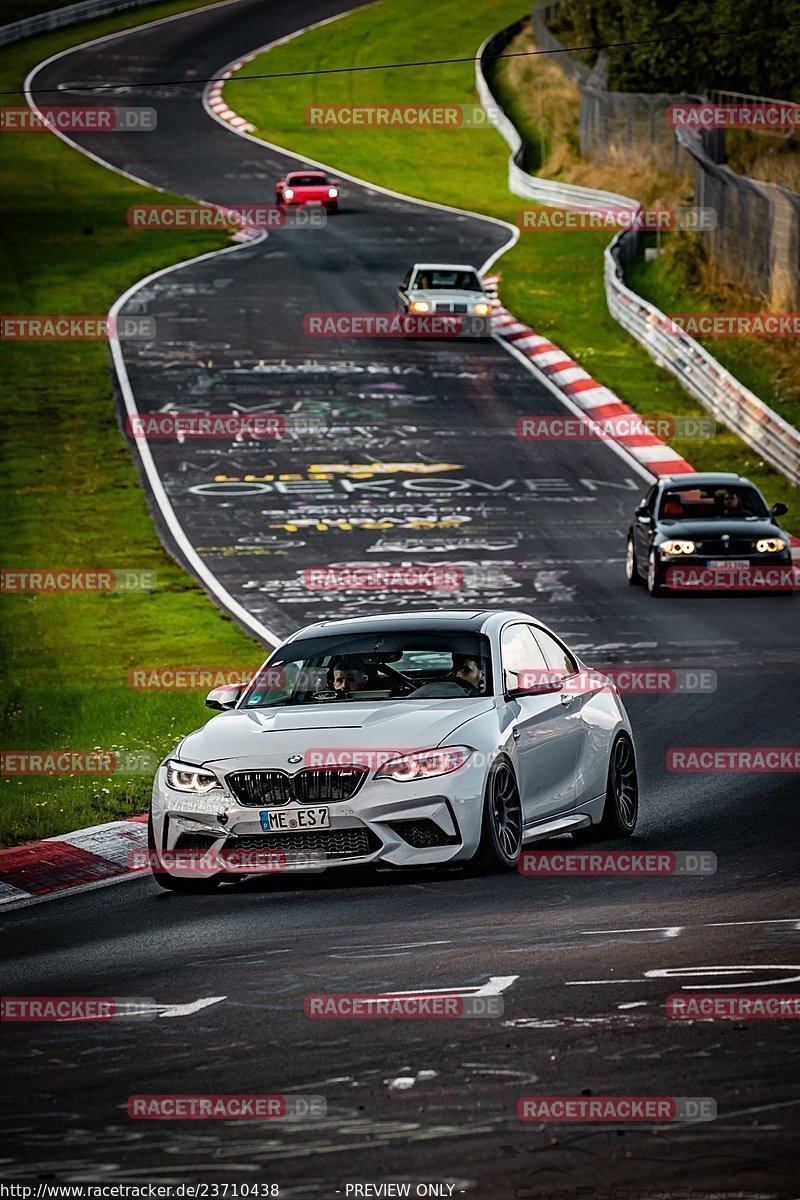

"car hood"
[408,289,487,305]
[656,518,785,541]
[178,697,497,766]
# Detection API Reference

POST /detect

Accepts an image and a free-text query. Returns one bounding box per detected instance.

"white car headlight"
[328,187,338,198]
[375,747,471,783]
[283,187,295,199]
[409,300,429,313]
[166,760,221,794]
[756,537,786,553]
[474,302,491,316]
[661,540,696,555]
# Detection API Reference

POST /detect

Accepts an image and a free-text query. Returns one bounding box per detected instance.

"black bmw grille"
[387,820,460,849]
[226,828,380,859]
[226,767,367,807]
[433,302,468,314]
[695,538,755,555]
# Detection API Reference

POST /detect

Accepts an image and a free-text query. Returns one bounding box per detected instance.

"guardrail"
[0,0,160,47]
[475,24,800,488]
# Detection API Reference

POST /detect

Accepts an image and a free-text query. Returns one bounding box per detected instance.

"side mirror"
[505,669,565,697]
[772,502,788,517]
[635,502,650,519]
[206,684,243,711]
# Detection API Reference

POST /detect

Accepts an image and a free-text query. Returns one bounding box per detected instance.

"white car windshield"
[240,631,493,707]
[412,270,482,291]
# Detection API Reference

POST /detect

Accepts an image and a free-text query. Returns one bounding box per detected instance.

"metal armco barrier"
[0,0,160,46]
[475,25,800,487]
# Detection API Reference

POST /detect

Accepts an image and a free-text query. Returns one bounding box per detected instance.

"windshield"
[658,484,769,521]
[288,174,327,186]
[412,269,482,292]
[240,630,493,708]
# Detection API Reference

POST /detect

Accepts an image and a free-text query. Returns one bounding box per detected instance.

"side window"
[500,624,547,690]
[645,485,657,513]
[530,626,578,675]
[402,269,413,288]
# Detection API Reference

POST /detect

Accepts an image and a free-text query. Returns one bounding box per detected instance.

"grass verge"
[492,23,800,434]
[226,2,799,531]
[1,0,262,847]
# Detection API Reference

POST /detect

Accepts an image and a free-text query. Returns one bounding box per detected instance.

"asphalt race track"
[3,0,799,1193]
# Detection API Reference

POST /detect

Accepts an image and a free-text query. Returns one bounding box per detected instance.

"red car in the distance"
[275,170,340,213]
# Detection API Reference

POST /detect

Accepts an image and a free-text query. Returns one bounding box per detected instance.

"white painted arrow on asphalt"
[379,976,518,998]
[118,996,227,1018]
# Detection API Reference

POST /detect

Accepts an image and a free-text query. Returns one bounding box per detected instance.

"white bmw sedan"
[148,610,638,891]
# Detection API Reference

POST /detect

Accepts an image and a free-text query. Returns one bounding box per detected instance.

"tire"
[147,811,221,893]
[626,536,643,585]
[471,760,523,872]
[575,735,638,841]
[647,550,665,596]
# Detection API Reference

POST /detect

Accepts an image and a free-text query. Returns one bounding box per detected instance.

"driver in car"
[331,656,370,695]
[719,490,743,514]
[450,653,486,694]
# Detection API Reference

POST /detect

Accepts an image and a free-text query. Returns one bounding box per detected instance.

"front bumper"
[150,761,487,873]
[659,551,795,591]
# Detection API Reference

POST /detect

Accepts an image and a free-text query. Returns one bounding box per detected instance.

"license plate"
[260,806,330,832]
[706,559,750,569]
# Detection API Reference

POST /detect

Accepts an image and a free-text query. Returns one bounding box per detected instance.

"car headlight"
[756,537,786,553]
[409,300,429,313]
[328,187,338,198]
[375,747,471,783]
[283,187,295,199]
[661,540,696,555]
[165,760,221,794]
[474,302,491,316]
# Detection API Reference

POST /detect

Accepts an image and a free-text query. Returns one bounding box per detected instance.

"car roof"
[287,170,326,178]
[658,472,746,487]
[285,610,533,642]
[410,263,479,272]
